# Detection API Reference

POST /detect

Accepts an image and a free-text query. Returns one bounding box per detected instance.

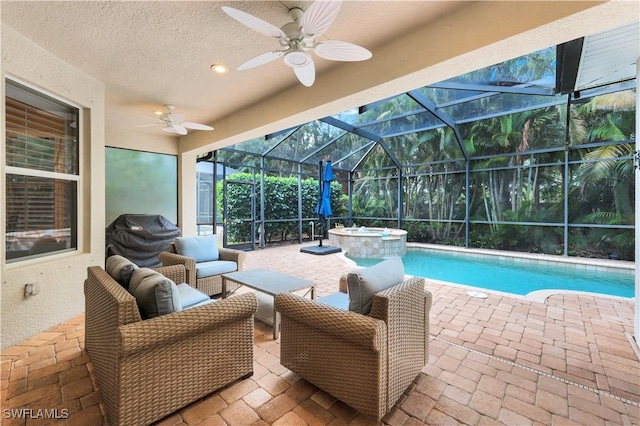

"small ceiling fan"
[222,0,372,87]
[149,104,214,135]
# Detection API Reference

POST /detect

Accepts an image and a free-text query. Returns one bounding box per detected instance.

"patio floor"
[2,242,639,425]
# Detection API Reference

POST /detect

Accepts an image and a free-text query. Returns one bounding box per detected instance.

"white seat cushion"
[319,292,349,310]
[196,260,237,279]
[176,283,212,309]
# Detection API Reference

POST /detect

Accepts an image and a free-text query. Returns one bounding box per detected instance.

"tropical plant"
[218,173,345,244]
[209,50,635,259]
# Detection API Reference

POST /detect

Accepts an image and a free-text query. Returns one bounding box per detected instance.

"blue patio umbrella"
[315,161,334,219]
[314,160,334,247]
[301,160,341,255]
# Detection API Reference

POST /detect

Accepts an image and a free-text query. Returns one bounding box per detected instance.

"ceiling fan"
[222,0,372,87]
[149,104,214,135]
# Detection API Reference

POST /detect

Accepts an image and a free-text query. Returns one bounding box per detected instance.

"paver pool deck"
[2,242,638,425]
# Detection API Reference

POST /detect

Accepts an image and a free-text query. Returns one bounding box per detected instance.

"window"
[5,79,80,261]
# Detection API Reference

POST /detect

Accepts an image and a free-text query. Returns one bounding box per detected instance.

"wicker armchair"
[84,264,257,426]
[275,276,432,421]
[159,240,246,296]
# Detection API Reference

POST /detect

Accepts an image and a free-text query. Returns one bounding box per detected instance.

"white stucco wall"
[106,125,178,156]
[179,152,198,236]
[1,26,106,348]
[0,25,195,348]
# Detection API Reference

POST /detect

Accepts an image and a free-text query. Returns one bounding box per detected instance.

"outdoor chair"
[159,234,245,296]
[275,257,432,420]
[84,261,257,426]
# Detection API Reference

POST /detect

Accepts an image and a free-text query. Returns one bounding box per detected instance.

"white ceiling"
[2,1,638,154]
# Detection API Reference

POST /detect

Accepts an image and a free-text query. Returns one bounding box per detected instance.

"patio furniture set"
[84,235,432,425]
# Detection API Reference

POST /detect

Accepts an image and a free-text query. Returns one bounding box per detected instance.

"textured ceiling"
[1,1,464,136]
[2,1,638,154]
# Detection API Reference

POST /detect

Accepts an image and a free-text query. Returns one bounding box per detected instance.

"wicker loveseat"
[159,235,245,296]
[84,263,257,426]
[275,258,432,421]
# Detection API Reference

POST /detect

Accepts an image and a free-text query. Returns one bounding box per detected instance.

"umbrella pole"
[300,159,341,256]
[317,160,324,247]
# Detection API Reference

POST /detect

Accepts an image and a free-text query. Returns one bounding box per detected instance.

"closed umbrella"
[315,160,334,221]
[301,160,341,255]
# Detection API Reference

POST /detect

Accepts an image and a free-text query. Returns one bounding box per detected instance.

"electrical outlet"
[24,283,34,297]
[24,283,39,297]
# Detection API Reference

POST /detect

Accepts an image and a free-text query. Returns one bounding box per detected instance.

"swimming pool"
[348,248,635,298]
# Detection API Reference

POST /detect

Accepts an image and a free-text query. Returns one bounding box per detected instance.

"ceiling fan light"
[162,125,177,133]
[284,50,311,68]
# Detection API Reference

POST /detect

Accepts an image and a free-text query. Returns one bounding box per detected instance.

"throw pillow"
[105,255,139,289]
[175,235,219,263]
[129,268,182,319]
[347,256,405,315]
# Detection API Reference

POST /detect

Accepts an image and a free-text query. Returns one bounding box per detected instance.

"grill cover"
[105,214,180,268]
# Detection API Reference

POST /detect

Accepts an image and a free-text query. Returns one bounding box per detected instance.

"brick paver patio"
[1,242,639,425]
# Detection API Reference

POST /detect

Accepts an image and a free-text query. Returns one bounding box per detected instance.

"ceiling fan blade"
[162,124,188,135]
[300,0,342,37]
[174,125,188,135]
[222,6,286,39]
[294,60,316,87]
[182,122,214,131]
[237,50,284,70]
[314,40,372,61]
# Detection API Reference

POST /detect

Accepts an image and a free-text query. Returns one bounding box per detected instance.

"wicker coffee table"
[221,269,315,339]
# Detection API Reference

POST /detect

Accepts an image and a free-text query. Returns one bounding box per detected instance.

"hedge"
[218,173,345,243]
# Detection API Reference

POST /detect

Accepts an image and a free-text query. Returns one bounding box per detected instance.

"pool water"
[349,250,635,298]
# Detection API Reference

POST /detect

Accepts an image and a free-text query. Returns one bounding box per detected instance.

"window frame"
[5,77,83,263]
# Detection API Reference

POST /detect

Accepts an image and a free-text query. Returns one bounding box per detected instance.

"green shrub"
[218,173,345,243]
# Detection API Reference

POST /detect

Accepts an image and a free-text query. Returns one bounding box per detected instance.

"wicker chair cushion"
[347,256,405,314]
[105,255,138,289]
[195,260,237,279]
[184,298,215,310]
[176,283,213,309]
[175,235,219,262]
[318,291,349,310]
[129,268,182,319]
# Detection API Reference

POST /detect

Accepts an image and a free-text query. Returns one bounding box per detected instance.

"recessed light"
[211,64,228,74]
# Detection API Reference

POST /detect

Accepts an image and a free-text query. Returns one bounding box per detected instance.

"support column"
[259,157,265,249]
[635,57,639,347]
[179,152,198,235]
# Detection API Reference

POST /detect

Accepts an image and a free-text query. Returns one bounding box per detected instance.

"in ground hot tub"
[328,226,407,258]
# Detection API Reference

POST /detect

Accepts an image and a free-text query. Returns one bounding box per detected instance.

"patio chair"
[159,234,245,296]
[84,261,257,426]
[275,257,432,420]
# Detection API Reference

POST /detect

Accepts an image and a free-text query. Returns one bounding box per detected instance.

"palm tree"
[571,90,635,224]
